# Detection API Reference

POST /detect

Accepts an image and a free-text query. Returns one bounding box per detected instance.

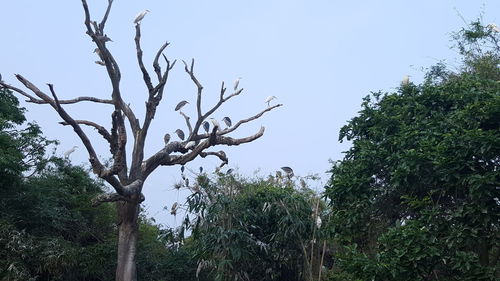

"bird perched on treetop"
[401,75,410,86]
[175,100,189,111]
[134,10,150,24]
[487,23,500,33]
[265,96,277,107]
[64,146,79,158]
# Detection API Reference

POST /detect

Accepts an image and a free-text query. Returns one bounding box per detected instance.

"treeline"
[1,21,499,281]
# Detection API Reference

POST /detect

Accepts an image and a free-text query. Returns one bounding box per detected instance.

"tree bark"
[116,200,140,281]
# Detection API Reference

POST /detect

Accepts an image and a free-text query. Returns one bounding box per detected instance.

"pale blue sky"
[2,1,499,227]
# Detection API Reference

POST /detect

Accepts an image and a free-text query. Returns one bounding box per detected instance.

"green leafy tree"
[325,21,499,281]
[185,173,326,281]
[0,88,53,186]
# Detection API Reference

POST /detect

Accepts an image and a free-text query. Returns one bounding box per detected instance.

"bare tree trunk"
[116,201,140,281]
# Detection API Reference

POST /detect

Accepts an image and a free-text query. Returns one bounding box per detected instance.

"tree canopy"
[324,21,500,281]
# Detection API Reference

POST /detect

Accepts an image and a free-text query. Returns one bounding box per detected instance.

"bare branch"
[45,82,124,193]
[92,192,127,207]
[153,42,170,81]
[59,120,112,143]
[0,81,43,103]
[98,0,114,33]
[142,126,265,178]
[179,111,193,137]
[200,151,228,167]
[221,103,283,136]
[81,0,141,135]
[50,96,113,104]
[134,24,154,93]
[110,110,128,181]
[1,81,113,105]
[183,59,203,90]
[191,103,282,141]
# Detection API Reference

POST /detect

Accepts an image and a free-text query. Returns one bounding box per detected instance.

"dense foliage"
[186,174,325,281]
[324,21,500,281]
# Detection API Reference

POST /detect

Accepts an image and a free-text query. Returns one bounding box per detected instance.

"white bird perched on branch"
[134,10,150,24]
[175,100,189,111]
[175,129,185,140]
[316,216,322,229]
[209,118,221,131]
[222,116,232,127]
[233,77,241,90]
[265,96,277,107]
[401,75,410,86]
[487,23,500,33]
[64,146,78,158]
[184,141,196,149]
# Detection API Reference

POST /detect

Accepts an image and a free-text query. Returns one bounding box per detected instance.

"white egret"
[487,23,500,33]
[175,100,189,111]
[222,116,232,127]
[209,118,221,131]
[316,216,322,229]
[175,129,185,140]
[233,77,241,90]
[185,141,196,149]
[134,10,150,24]
[163,133,170,145]
[265,95,277,107]
[202,121,210,133]
[401,75,410,86]
[64,146,78,158]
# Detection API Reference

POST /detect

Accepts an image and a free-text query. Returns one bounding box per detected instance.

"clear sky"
[2,0,499,227]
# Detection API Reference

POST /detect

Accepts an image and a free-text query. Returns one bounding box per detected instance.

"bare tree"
[0,1,281,280]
